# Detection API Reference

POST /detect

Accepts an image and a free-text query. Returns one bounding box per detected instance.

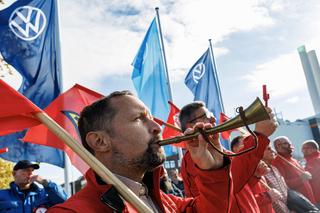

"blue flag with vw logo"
[0,0,64,167]
[185,48,229,149]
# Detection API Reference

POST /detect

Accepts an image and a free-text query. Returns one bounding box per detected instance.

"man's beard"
[112,136,166,172]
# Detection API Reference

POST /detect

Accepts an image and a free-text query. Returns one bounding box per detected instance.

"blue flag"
[132,18,177,156]
[0,0,64,167]
[131,17,170,122]
[185,48,229,148]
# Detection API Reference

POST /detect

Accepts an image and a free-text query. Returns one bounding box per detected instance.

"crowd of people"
[0,90,320,212]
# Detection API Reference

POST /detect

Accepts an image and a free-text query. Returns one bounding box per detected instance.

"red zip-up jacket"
[249,176,275,213]
[181,133,270,213]
[47,162,231,213]
[304,151,320,204]
[272,154,315,204]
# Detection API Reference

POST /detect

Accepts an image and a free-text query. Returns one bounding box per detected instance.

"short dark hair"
[230,135,244,152]
[179,101,205,132]
[78,90,134,154]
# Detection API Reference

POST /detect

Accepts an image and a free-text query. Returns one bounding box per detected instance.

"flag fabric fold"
[220,112,235,140]
[162,101,181,139]
[0,0,64,166]
[131,17,170,122]
[162,101,185,148]
[24,84,104,174]
[0,79,41,136]
[185,48,229,148]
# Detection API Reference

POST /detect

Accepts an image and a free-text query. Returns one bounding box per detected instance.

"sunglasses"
[188,111,214,123]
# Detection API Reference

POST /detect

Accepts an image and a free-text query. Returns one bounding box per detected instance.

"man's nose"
[150,119,162,134]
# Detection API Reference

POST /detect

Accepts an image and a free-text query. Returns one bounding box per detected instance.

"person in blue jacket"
[0,160,67,213]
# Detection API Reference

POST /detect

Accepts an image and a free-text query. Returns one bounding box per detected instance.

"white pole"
[208,39,225,112]
[63,153,71,197]
[55,0,70,196]
[155,7,173,101]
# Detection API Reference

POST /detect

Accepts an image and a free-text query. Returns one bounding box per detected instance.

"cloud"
[59,0,276,89]
[285,96,300,104]
[242,52,307,98]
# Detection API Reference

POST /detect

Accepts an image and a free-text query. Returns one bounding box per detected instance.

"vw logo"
[192,63,206,83]
[9,6,46,41]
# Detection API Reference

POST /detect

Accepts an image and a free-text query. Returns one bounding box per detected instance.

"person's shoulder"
[47,196,93,213]
[0,187,11,195]
[46,205,74,213]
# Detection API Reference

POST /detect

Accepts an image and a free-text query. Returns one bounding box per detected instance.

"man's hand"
[185,122,224,170]
[254,161,270,177]
[30,175,49,186]
[254,107,277,137]
[301,171,312,181]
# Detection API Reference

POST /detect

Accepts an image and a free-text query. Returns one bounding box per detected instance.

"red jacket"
[304,151,320,204]
[47,163,231,213]
[272,154,315,204]
[181,133,270,213]
[249,176,275,213]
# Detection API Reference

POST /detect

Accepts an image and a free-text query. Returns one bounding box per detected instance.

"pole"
[276,154,306,173]
[155,8,183,164]
[63,154,71,197]
[155,7,173,101]
[55,0,71,196]
[208,39,225,112]
[34,112,152,212]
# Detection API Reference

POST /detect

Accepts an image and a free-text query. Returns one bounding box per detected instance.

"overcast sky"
[1,0,320,183]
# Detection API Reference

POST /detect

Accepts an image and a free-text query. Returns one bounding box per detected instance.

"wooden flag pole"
[276,154,306,174]
[34,112,153,213]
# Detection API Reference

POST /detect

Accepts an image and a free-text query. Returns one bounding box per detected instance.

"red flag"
[0,79,41,136]
[24,84,103,174]
[162,101,185,148]
[220,112,239,140]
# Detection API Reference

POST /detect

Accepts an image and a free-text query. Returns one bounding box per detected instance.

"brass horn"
[158,97,270,146]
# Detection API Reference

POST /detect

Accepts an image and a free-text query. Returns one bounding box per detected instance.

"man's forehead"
[193,106,207,115]
[113,95,149,114]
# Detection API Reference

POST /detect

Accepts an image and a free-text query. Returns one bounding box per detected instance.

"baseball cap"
[13,160,40,171]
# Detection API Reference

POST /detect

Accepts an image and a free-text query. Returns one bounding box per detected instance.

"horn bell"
[158,97,270,146]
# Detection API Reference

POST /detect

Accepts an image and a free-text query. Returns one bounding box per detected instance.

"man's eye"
[134,116,141,121]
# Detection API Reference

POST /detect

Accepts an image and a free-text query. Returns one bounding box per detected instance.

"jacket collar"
[10,182,40,196]
[304,151,320,162]
[85,165,165,212]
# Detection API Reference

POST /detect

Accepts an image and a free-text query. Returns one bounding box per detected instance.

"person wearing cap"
[0,160,67,213]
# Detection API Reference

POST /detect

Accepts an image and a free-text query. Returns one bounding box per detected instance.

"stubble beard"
[112,136,166,172]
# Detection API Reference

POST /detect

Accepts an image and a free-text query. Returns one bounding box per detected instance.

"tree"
[0,158,13,189]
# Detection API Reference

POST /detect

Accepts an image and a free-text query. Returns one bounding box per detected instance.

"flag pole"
[155,7,173,101]
[208,39,225,112]
[155,8,183,163]
[55,0,71,197]
[34,112,152,213]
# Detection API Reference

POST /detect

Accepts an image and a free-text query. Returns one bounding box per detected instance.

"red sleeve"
[254,192,272,206]
[305,159,320,179]
[180,152,199,198]
[249,181,272,206]
[247,175,260,187]
[171,158,232,213]
[272,158,304,189]
[231,133,270,193]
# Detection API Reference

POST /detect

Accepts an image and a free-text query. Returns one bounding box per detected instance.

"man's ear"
[86,131,111,153]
